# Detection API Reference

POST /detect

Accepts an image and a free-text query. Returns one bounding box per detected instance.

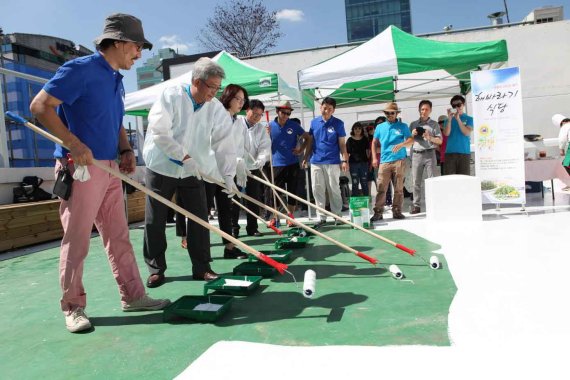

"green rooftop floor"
[0,223,456,378]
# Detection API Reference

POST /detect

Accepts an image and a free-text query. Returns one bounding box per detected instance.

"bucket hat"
[94,13,152,50]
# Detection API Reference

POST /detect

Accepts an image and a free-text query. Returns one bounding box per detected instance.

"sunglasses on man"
[384,111,397,116]
[279,110,292,116]
[451,102,463,108]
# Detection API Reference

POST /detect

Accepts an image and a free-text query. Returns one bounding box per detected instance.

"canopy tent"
[297,25,509,107]
[125,51,313,116]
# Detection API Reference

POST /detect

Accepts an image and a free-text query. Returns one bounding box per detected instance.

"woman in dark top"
[346,122,370,196]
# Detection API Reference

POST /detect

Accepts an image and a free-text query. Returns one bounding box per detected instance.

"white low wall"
[0,166,146,205]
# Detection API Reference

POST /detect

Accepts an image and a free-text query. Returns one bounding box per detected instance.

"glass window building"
[345,0,412,43]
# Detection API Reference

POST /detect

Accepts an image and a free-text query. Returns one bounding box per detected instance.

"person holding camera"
[442,95,473,175]
[408,100,442,214]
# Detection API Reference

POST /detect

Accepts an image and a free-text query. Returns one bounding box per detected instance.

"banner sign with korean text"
[471,67,525,204]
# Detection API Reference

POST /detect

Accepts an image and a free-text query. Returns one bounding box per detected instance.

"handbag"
[53,164,74,200]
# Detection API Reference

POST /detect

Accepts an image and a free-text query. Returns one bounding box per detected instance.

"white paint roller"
[389,264,403,279]
[430,256,440,269]
[303,269,316,298]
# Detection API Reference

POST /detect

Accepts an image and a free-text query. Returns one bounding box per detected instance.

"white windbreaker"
[143,85,236,182]
[235,116,271,170]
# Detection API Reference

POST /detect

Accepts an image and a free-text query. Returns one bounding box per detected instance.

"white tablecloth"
[525,158,570,186]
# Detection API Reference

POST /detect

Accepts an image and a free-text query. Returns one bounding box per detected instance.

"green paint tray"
[274,236,310,249]
[163,295,233,322]
[287,228,314,238]
[233,261,279,277]
[248,249,293,263]
[203,275,262,296]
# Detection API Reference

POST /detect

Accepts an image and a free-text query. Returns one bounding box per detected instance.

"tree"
[197,0,283,58]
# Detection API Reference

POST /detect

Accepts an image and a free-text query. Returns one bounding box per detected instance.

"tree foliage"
[197,0,283,57]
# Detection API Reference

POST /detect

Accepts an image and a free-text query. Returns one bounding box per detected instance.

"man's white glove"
[236,158,250,188]
[72,165,91,182]
[183,158,202,180]
[223,175,241,199]
[252,158,264,170]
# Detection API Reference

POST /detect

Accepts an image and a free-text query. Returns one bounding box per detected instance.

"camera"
[415,126,425,135]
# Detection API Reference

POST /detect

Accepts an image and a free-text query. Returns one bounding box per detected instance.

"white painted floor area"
[177,184,570,379]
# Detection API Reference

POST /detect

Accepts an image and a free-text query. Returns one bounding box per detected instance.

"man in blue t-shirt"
[304,97,348,227]
[442,94,473,175]
[29,14,169,333]
[370,102,414,221]
[265,100,310,225]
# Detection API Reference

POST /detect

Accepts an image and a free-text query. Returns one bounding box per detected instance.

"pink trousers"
[56,160,145,312]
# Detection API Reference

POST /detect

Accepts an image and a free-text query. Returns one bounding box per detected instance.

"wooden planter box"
[0,191,146,252]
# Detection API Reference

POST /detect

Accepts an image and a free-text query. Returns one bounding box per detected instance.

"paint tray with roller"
[203,275,262,296]
[248,249,293,263]
[163,295,233,322]
[274,236,310,249]
[233,261,280,277]
[287,228,314,238]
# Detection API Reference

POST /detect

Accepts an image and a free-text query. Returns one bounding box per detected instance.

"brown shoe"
[393,211,406,219]
[192,271,220,281]
[370,212,383,223]
[146,273,165,288]
[410,206,421,215]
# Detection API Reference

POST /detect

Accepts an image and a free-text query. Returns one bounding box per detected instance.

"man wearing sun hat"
[370,102,414,222]
[552,113,570,179]
[265,100,310,224]
[29,13,170,334]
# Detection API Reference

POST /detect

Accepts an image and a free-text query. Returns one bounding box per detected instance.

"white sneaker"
[65,307,92,333]
[122,294,171,312]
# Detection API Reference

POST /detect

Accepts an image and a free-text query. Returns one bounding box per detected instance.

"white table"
[524,158,570,199]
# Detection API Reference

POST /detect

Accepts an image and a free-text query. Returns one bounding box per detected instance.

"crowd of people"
[26,13,493,334]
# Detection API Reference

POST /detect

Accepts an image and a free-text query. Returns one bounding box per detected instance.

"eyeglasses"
[384,111,396,116]
[200,79,221,92]
[279,110,292,116]
[451,102,463,108]
[251,111,264,118]
[233,96,245,104]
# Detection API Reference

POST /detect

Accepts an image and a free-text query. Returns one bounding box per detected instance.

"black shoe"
[146,274,165,288]
[370,213,383,223]
[192,270,220,281]
[341,205,349,212]
[313,219,327,229]
[231,228,240,238]
[247,230,263,237]
[224,247,248,259]
[334,218,343,226]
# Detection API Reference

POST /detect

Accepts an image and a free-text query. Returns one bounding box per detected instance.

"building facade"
[136,48,183,90]
[345,0,412,43]
[0,33,92,167]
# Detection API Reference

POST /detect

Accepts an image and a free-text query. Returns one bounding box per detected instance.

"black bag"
[12,176,53,203]
[53,165,74,200]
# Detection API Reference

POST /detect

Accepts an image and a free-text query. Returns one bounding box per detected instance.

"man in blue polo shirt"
[370,102,414,221]
[304,97,348,227]
[266,100,310,225]
[443,94,473,175]
[30,13,170,333]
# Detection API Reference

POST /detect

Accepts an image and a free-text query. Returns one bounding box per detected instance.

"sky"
[1,0,569,94]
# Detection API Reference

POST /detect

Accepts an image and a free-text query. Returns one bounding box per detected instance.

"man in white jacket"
[142,57,237,286]
[231,99,271,236]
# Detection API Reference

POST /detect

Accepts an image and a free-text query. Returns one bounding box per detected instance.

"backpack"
[12,176,54,203]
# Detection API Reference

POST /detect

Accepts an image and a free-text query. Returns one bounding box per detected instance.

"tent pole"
[297,70,312,220]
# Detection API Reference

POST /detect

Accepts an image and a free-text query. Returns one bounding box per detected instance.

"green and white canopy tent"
[297,26,509,107]
[125,50,313,116]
